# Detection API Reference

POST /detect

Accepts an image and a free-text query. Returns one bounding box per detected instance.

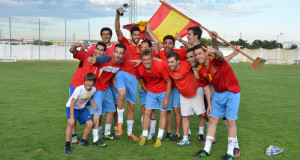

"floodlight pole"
[9,17,12,57]
[65,19,67,62]
[276,33,283,48]
[39,18,40,62]
[88,21,90,47]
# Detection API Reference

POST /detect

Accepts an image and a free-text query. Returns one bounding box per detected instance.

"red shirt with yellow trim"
[70,51,96,88]
[94,58,121,91]
[197,56,241,93]
[136,61,169,94]
[119,37,141,77]
[163,61,198,98]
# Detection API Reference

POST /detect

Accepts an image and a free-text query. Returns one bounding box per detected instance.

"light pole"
[277,33,283,48]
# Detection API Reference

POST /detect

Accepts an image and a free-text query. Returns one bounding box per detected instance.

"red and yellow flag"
[123,1,201,42]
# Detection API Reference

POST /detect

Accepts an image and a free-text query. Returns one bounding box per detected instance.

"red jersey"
[88,43,116,57]
[70,51,96,88]
[197,57,241,93]
[119,37,141,77]
[157,47,186,61]
[163,61,198,98]
[94,58,121,91]
[136,61,169,93]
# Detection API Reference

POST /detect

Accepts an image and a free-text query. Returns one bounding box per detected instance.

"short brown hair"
[84,73,96,84]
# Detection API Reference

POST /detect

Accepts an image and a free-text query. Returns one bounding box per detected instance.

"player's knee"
[86,121,93,127]
[118,89,126,98]
[226,119,236,127]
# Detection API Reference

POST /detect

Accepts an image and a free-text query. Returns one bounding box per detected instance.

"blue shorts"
[145,91,173,111]
[210,91,241,120]
[69,84,90,106]
[139,89,146,106]
[90,89,116,115]
[116,71,138,104]
[171,88,180,108]
[109,83,118,105]
[66,107,92,125]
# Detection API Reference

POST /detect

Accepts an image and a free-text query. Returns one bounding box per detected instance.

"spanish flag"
[123,1,201,42]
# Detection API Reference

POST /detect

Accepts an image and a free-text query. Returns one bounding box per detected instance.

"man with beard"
[114,7,141,141]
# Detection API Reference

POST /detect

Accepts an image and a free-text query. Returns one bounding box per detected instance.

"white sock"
[142,130,148,137]
[92,129,99,142]
[204,136,214,152]
[98,126,102,132]
[227,137,236,156]
[157,129,164,140]
[188,129,191,135]
[127,120,134,136]
[105,124,112,136]
[150,120,156,133]
[234,135,239,149]
[141,116,143,128]
[183,136,188,141]
[199,126,204,135]
[117,109,124,123]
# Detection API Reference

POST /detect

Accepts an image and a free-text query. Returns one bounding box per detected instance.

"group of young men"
[64,6,242,160]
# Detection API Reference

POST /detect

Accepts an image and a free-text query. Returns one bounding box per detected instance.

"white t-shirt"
[66,85,96,109]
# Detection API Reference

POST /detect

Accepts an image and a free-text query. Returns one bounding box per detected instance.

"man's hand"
[208,31,218,39]
[202,46,216,57]
[116,7,123,15]
[175,33,182,42]
[73,42,80,47]
[68,118,75,127]
[146,24,151,32]
[80,44,87,51]
[162,98,169,109]
[206,104,212,118]
[92,104,98,111]
[88,57,96,64]
[232,46,241,55]
[131,59,141,67]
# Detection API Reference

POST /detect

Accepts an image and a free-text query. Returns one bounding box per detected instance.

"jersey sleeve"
[119,37,130,46]
[175,47,187,61]
[74,51,91,61]
[87,44,96,54]
[136,65,143,79]
[159,63,170,80]
[211,56,224,66]
[96,56,111,63]
[71,87,81,100]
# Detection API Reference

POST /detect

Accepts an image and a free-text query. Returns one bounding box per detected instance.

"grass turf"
[0,61,299,160]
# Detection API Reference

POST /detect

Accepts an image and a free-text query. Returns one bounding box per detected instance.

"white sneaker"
[147,132,155,140]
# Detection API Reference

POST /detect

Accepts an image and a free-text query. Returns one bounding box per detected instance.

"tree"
[32,40,53,46]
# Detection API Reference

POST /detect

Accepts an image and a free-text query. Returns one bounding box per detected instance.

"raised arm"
[69,42,81,54]
[175,33,192,49]
[224,46,240,61]
[115,7,124,41]
[202,46,223,62]
[146,24,162,55]
[208,31,219,50]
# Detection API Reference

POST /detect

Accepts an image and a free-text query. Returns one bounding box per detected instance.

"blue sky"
[0,0,299,43]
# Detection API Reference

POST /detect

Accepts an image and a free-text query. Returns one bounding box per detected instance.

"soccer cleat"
[192,149,211,158]
[93,139,107,147]
[165,132,174,141]
[188,134,191,140]
[79,139,92,147]
[147,132,155,140]
[98,129,104,139]
[176,139,191,146]
[199,134,205,144]
[234,148,240,157]
[139,137,147,146]
[266,145,283,156]
[222,154,234,160]
[71,136,78,144]
[154,138,162,147]
[64,145,72,154]
[171,134,181,143]
[127,133,140,141]
[116,122,123,136]
[212,138,216,144]
[103,134,114,140]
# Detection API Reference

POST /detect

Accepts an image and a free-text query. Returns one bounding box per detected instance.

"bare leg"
[173,107,181,135]
[82,121,93,140]
[166,110,172,132]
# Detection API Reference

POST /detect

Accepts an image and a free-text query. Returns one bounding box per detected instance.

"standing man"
[192,44,241,160]
[114,7,141,141]
[137,49,172,147]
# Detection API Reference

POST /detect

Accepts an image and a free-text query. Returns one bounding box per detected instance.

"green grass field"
[0,61,300,160]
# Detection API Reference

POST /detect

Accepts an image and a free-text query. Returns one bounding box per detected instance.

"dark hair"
[186,48,194,54]
[130,27,140,35]
[84,73,96,84]
[115,43,126,52]
[166,51,179,61]
[193,44,206,52]
[100,27,112,36]
[188,26,202,40]
[140,49,152,59]
[96,42,107,51]
[163,35,175,44]
[141,39,152,48]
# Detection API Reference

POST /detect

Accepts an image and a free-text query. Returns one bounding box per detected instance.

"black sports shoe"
[165,132,174,141]
[103,134,114,140]
[79,139,92,147]
[199,134,205,144]
[171,134,181,143]
[192,149,210,158]
[64,145,72,154]
[222,154,234,160]
[188,134,191,140]
[93,139,107,147]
